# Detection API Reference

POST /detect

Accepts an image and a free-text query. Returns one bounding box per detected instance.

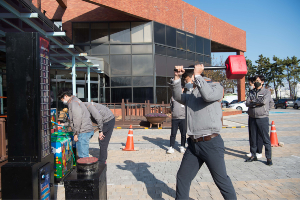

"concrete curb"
[114,126,248,129]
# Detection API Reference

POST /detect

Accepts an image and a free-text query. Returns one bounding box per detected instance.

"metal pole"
[55,69,58,124]
[72,56,76,96]
[98,74,100,103]
[174,66,227,71]
[87,66,91,102]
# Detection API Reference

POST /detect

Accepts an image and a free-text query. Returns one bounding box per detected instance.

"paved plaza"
[56,108,300,199]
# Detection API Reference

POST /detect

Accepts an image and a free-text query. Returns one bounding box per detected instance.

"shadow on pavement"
[142,136,184,152]
[117,160,176,199]
[89,147,100,158]
[224,147,248,159]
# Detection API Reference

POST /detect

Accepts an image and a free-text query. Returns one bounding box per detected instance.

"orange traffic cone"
[270,121,279,147]
[123,125,135,151]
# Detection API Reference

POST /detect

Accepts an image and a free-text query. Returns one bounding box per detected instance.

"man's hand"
[174,66,185,80]
[74,135,78,142]
[99,132,105,140]
[194,64,204,76]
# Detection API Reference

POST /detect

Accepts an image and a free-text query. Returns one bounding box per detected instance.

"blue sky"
[184,0,300,65]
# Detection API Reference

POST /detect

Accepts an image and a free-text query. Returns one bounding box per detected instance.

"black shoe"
[266,159,273,166]
[245,156,258,162]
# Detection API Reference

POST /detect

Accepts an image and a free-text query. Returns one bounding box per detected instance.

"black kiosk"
[1,32,54,199]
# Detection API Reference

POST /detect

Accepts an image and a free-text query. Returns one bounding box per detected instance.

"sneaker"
[179,146,185,153]
[256,153,262,158]
[246,153,252,157]
[167,147,174,154]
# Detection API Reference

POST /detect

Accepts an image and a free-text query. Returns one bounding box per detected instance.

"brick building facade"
[32,0,246,103]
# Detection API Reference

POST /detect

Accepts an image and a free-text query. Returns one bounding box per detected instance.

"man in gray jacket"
[170,64,236,200]
[84,102,115,164]
[167,86,186,154]
[58,89,94,159]
[246,75,273,166]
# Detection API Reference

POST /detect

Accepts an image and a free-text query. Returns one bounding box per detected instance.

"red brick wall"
[87,0,246,52]
[33,0,143,39]
[32,0,246,52]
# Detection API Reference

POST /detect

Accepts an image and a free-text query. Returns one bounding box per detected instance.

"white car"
[294,98,300,109]
[228,101,248,112]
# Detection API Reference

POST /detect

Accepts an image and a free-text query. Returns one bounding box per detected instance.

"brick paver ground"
[56,108,300,199]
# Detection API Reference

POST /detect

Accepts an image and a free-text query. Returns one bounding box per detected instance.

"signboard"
[40,36,51,158]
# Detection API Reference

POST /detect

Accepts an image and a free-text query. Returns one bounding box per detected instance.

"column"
[237,51,245,101]
[72,56,76,96]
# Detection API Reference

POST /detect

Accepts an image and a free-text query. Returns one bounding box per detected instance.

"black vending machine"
[1,32,54,199]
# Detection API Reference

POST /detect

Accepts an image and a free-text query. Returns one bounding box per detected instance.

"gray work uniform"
[246,87,273,159]
[170,97,186,147]
[65,96,94,135]
[169,75,236,200]
[84,102,115,164]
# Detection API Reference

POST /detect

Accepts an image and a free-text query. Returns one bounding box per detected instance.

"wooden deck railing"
[100,99,171,123]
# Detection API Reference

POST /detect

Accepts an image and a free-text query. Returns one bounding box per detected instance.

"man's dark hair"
[182,65,194,79]
[255,75,265,82]
[58,88,72,100]
[248,76,255,83]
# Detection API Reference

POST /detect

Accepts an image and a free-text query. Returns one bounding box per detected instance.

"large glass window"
[133,87,153,103]
[73,23,89,44]
[204,38,211,55]
[196,54,204,63]
[187,52,195,61]
[132,45,152,54]
[111,77,132,87]
[105,88,110,103]
[111,88,132,103]
[186,34,195,52]
[166,26,176,47]
[155,45,166,55]
[131,22,152,43]
[155,55,167,76]
[110,45,131,54]
[204,56,211,65]
[76,45,90,53]
[110,55,131,75]
[91,84,98,98]
[196,36,204,54]
[156,87,168,104]
[90,45,109,55]
[91,23,108,44]
[110,22,130,43]
[167,48,177,57]
[177,31,186,50]
[177,50,186,59]
[132,76,153,86]
[166,57,178,77]
[154,22,165,45]
[132,55,153,76]
[156,77,167,86]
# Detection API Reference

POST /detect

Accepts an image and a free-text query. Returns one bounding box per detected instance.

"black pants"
[176,135,236,200]
[248,117,263,154]
[170,119,186,147]
[98,117,115,164]
[249,117,271,159]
